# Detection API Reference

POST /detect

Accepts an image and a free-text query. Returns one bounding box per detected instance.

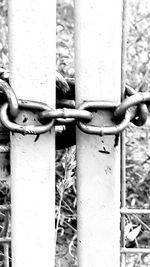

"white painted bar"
[75,1,123,266]
[8,1,56,266]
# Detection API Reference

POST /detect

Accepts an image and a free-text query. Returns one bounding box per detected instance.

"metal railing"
[0,0,149,266]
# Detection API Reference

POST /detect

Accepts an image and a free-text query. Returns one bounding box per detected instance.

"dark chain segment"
[0,71,150,136]
[114,84,150,126]
[1,100,55,135]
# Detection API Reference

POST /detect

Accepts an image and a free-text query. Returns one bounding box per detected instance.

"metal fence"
[0,0,149,266]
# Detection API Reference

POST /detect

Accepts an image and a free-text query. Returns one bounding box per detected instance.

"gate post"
[8,1,56,266]
[75,0,123,266]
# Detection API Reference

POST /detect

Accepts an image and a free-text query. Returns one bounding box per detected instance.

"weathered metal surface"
[9,0,56,266]
[75,0,122,266]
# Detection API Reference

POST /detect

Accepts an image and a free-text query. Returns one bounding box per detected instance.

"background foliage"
[0,0,150,266]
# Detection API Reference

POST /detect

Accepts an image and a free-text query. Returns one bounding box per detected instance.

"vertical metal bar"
[120,133,126,267]
[121,1,127,266]
[3,210,10,267]
[3,243,9,267]
[8,1,56,266]
[75,0,123,266]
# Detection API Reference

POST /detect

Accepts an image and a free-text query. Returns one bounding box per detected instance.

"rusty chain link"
[77,101,133,136]
[0,79,18,118]
[114,84,150,126]
[1,100,55,135]
[0,71,150,136]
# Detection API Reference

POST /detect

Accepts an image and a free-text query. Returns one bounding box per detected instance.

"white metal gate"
[0,1,149,267]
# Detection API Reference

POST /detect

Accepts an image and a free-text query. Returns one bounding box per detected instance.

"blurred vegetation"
[126,0,150,90]
[56,0,74,78]
[0,0,8,69]
[0,0,150,266]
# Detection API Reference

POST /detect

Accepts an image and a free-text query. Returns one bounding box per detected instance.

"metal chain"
[77,101,133,136]
[1,100,55,135]
[0,71,150,136]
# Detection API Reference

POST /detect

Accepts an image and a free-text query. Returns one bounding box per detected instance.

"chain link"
[125,84,149,126]
[0,71,150,136]
[114,91,150,125]
[0,100,54,135]
[0,79,18,118]
[77,101,133,136]
[38,108,92,125]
